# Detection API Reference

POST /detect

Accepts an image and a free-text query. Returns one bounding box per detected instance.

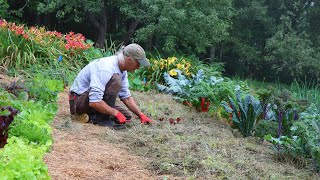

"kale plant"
[221,89,263,137]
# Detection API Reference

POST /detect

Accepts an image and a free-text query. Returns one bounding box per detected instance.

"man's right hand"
[115,111,126,124]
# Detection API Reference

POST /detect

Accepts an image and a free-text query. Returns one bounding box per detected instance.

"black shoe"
[89,113,126,130]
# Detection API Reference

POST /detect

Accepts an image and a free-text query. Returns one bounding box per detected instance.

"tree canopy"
[2,0,320,83]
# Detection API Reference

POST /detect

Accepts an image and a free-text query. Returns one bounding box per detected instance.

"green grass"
[241,77,320,106]
[289,78,320,106]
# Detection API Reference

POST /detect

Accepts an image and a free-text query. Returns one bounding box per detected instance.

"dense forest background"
[1,0,320,84]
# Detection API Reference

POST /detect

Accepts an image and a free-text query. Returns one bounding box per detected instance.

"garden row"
[0,74,64,179]
[0,20,115,179]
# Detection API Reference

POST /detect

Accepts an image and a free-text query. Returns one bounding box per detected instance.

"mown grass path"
[44,89,156,180]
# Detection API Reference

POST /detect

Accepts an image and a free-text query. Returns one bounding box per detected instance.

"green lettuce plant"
[0,137,50,179]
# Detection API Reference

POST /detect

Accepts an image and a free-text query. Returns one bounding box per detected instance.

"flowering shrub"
[65,32,91,51]
[140,56,195,85]
[0,19,93,70]
[150,56,192,77]
[0,19,91,52]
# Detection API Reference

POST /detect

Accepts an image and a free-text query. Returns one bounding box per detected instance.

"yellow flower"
[152,66,157,71]
[167,57,177,65]
[169,69,177,76]
[176,63,183,70]
[185,63,191,70]
[185,69,191,76]
[159,61,165,69]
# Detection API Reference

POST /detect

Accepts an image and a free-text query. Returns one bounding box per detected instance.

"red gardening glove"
[139,113,153,124]
[115,111,126,124]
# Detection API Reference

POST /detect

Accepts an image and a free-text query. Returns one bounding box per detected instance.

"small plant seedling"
[169,118,175,125]
[168,117,183,125]
[176,117,182,122]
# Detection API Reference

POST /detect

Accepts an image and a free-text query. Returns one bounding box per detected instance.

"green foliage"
[6,95,56,146]
[0,21,93,72]
[9,119,52,146]
[0,136,50,180]
[37,0,104,22]
[0,0,9,19]
[264,134,305,158]
[221,89,263,137]
[0,28,36,69]
[128,75,153,92]
[230,0,273,58]
[25,73,64,103]
[157,69,225,106]
[254,120,278,138]
[263,104,320,171]
[290,79,320,107]
[0,74,57,178]
[291,104,320,170]
[131,0,234,55]
[265,25,317,80]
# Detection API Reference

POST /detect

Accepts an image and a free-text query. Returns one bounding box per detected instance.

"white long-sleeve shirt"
[69,55,131,102]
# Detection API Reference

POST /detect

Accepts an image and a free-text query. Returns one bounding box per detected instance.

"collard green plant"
[157,69,224,107]
[291,104,320,171]
[264,134,305,157]
[221,90,263,137]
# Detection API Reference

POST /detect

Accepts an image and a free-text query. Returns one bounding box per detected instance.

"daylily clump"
[0,19,91,51]
[150,56,192,77]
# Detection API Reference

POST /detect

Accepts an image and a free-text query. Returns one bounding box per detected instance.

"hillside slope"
[44,87,319,179]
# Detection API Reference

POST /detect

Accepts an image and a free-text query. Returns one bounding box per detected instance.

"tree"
[263,0,319,82]
[306,2,320,48]
[0,0,9,18]
[224,0,275,77]
[265,15,317,81]
[224,0,320,82]
[1,0,29,21]
[37,0,122,47]
[122,0,234,59]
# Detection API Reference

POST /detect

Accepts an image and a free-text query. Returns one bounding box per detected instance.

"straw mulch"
[43,89,156,180]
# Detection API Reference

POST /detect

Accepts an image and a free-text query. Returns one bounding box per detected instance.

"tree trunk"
[88,5,108,48]
[219,44,223,61]
[209,46,216,63]
[122,20,139,45]
[96,28,107,48]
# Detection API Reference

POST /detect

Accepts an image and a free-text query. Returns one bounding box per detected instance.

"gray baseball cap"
[123,43,150,66]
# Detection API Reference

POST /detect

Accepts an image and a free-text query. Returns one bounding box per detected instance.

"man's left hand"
[139,113,153,124]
